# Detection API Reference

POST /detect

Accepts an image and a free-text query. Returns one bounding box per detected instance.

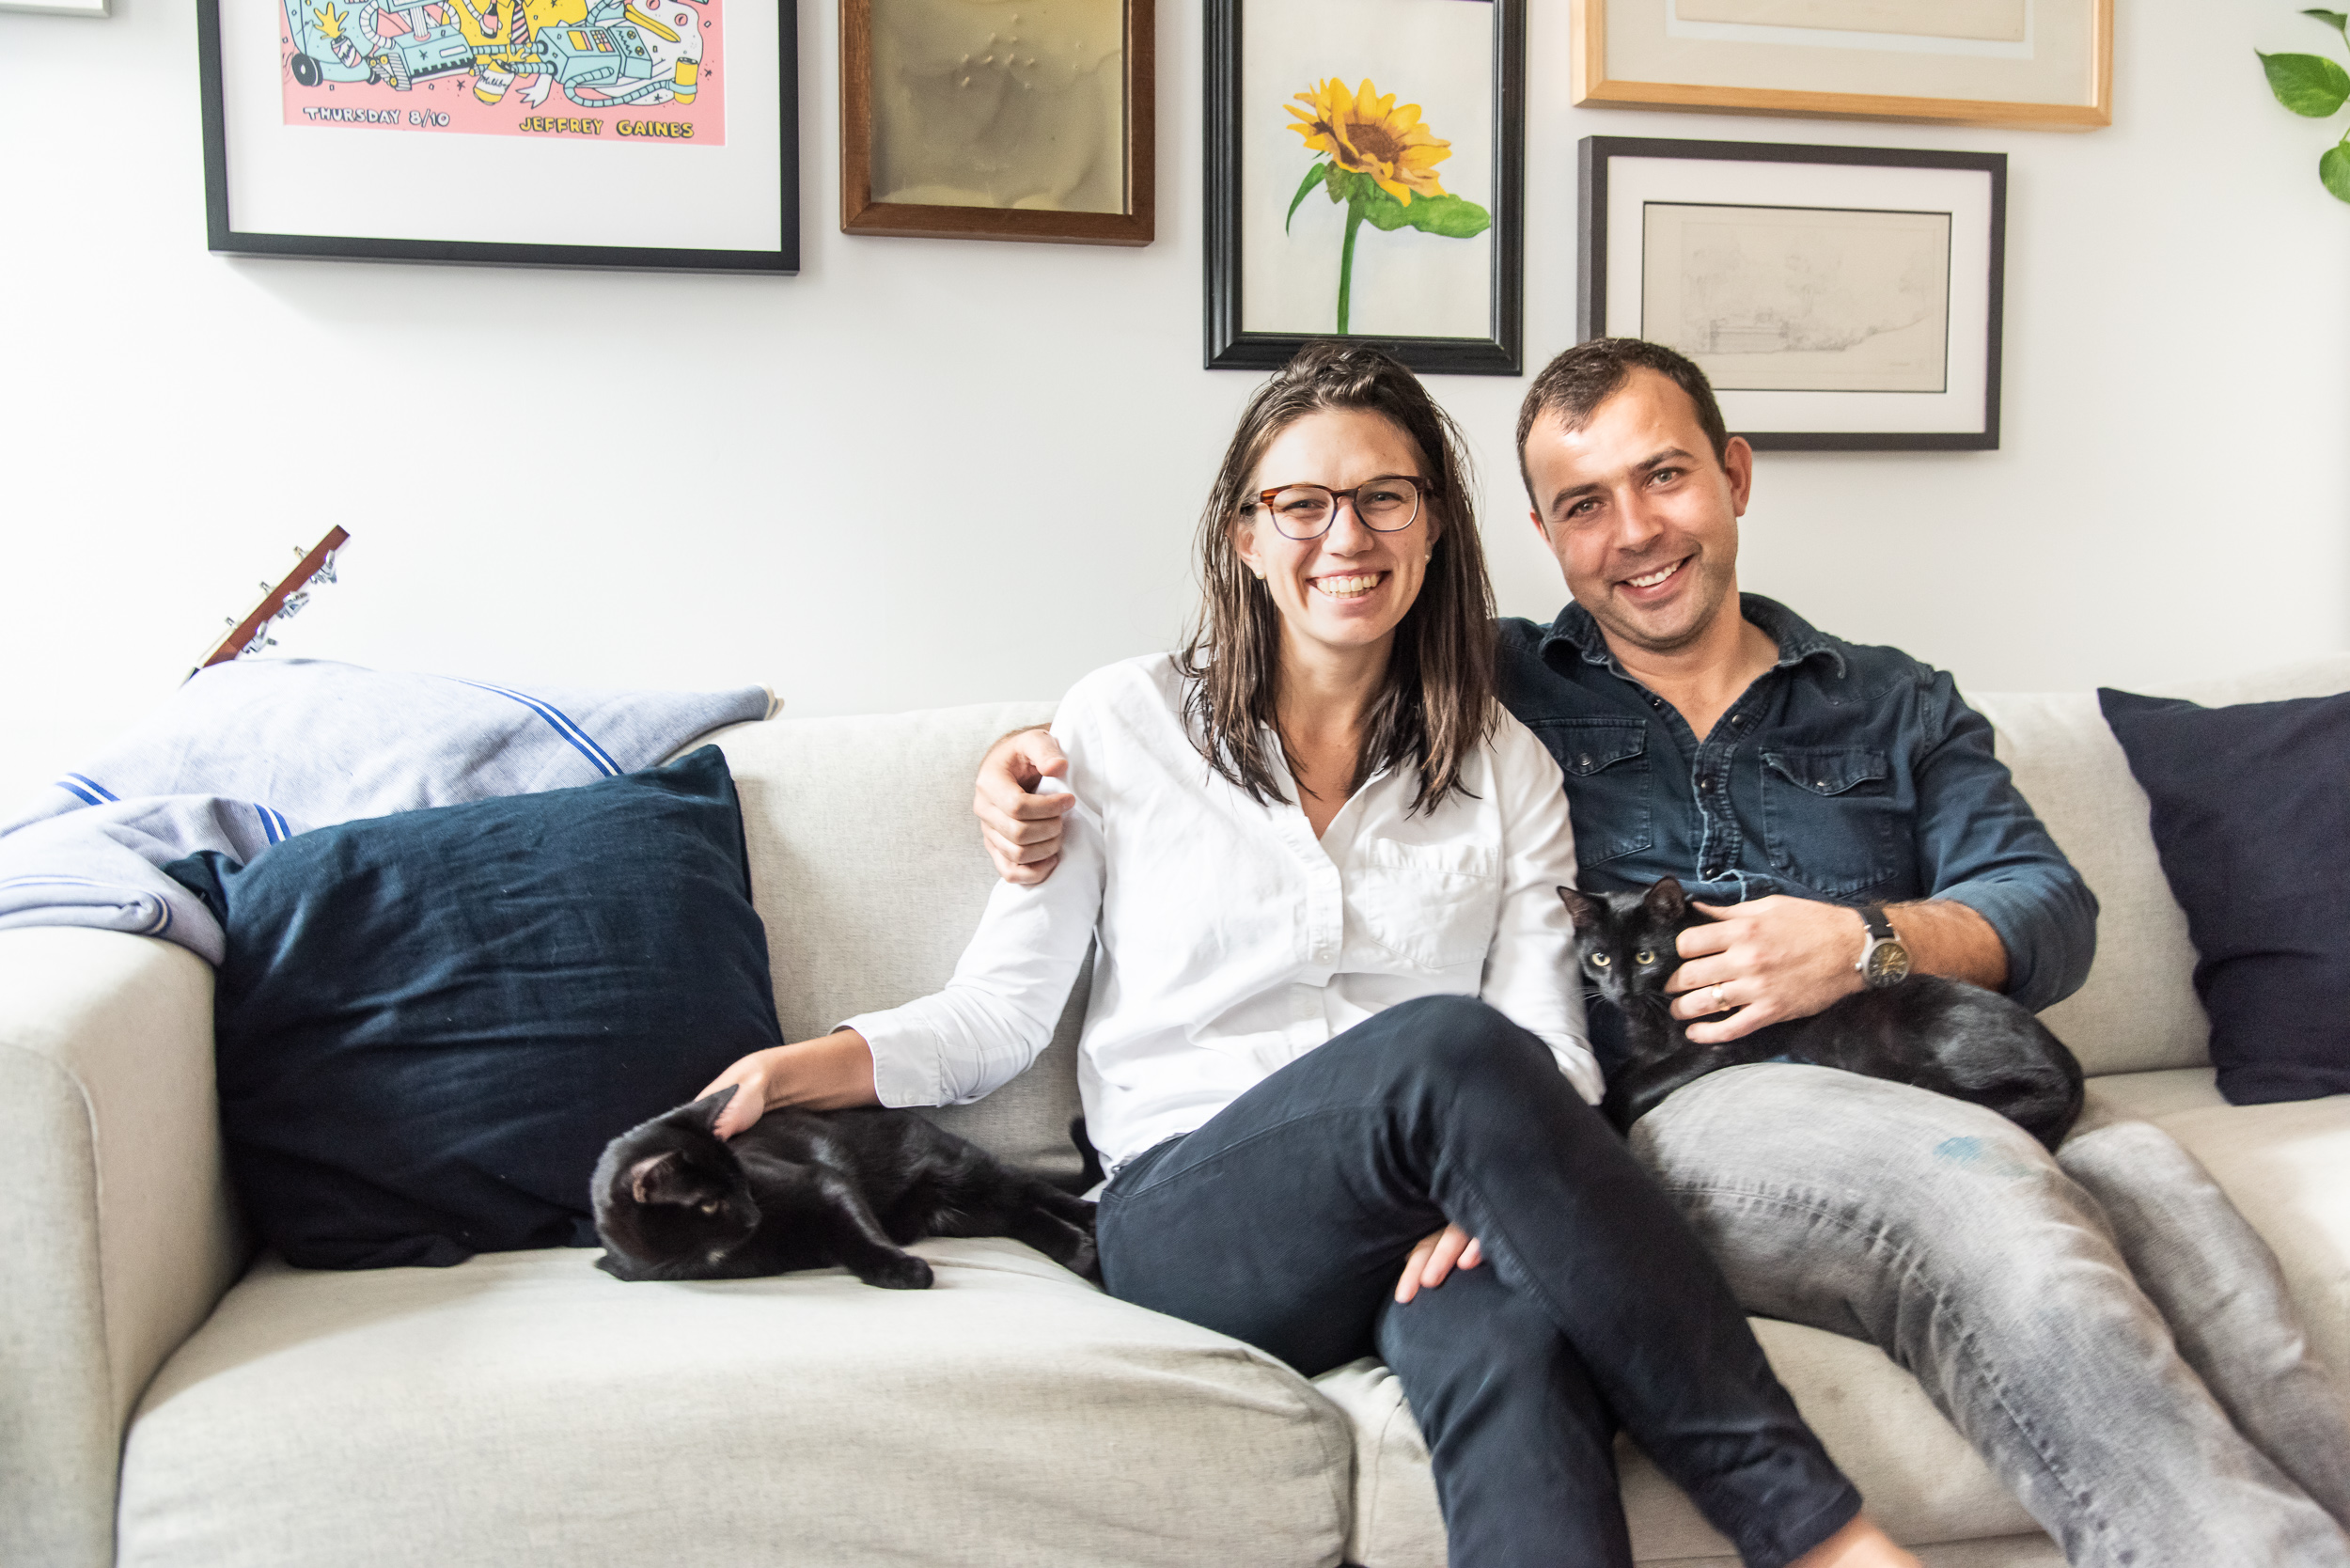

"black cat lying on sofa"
[1560,877,2084,1151]
[592,1087,1099,1288]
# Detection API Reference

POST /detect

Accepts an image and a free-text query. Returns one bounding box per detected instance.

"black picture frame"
[196,0,799,273]
[1579,135,2005,451]
[1205,0,1525,376]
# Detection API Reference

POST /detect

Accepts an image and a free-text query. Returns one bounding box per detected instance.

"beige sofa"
[6,654,2347,1568]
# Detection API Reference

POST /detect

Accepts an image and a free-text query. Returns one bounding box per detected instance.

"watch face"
[1866,942,1913,986]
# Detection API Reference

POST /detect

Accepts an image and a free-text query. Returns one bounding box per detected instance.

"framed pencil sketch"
[1579,136,2005,449]
[1205,0,1524,375]
[196,0,799,272]
[838,0,1154,245]
[1572,0,2110,131]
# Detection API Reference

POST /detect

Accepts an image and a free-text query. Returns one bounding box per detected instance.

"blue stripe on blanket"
[257,806,292,844]
[56,774,118,806]
[449,681,621,776]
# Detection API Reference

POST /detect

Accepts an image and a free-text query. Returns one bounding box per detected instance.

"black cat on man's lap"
[592,1087,1098,1288]
[1561,877,2084,1151]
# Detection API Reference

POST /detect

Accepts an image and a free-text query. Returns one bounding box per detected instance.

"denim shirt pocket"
[1760,746,1905,897]
[1528,718,1653,868]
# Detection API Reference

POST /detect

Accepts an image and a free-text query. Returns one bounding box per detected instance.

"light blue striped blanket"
[0,660,776,964]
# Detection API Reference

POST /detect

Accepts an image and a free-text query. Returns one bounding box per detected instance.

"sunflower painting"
[1284,77,1490,334]
[1214,0,1517,369]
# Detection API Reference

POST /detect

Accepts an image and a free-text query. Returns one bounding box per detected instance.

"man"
[973,339,2350,1566]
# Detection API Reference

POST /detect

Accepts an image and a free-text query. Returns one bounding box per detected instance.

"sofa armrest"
[0,929,246,1568]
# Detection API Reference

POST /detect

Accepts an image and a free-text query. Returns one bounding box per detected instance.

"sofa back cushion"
[703,703,1087,1184]
[1969,654,2350,1077]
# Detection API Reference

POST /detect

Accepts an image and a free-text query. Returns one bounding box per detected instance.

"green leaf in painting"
[2321,141,2350,202]
[1286,162,1329,234]
[2258,50,2350,117]
[1397,194,1493,240]
[1348,182,1493,240]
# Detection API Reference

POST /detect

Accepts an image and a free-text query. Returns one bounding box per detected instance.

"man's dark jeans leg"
[1094,996,1859,1568]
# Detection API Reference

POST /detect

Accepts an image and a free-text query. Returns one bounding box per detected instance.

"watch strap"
[1860,903,1896,942]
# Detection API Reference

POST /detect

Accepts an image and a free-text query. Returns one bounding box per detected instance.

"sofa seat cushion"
[118,1240,1351,1568]
[1312,1316,2040,1567]
[2138,1091,2350,1388]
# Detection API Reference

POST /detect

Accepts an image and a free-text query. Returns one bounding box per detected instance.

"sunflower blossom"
[1285,77,1452,205]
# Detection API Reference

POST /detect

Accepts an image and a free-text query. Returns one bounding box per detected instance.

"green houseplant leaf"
[2304,8,2350,48]
[2259,50,2350,116]
[2322,141,2350,202]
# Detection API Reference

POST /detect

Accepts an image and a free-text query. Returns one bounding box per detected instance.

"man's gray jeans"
[1633,1063,2350,1568]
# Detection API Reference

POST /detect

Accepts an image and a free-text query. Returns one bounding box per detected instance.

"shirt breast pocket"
[1350,840,1503,971]
[1527,718,1653,867]
[1760,747,1908,897]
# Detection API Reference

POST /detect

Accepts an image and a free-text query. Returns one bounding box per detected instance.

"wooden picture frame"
[1580,135,2006,449]
[1572,0,2111,131]
[198,0,799,273]
[839,0,1154,245]
[1204,0,1525,375]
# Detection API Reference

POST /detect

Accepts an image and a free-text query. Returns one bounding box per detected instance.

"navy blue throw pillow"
[165,745,781,1269]
[2098,687,2350,1105]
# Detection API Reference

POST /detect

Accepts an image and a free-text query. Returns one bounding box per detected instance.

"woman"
[700,343,1916,1568]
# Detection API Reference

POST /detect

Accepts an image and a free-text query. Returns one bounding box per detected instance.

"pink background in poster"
[277,0,727,147]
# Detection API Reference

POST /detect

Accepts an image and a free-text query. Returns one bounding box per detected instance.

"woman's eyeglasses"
[1246,476,1428,541]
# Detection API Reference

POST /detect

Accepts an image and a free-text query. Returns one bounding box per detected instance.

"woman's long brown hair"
[1180,340,1496,814]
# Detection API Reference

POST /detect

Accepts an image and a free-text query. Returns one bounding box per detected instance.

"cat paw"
[864,1255,934,1291]
[1063,1238,1100,1280]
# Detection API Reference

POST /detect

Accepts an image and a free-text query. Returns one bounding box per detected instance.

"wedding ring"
[1710,983,1728,1010]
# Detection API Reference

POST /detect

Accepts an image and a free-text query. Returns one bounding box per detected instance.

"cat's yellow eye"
[1590,953,1611,967]
[1635,949,1655,964]
[699,1200,721,1215]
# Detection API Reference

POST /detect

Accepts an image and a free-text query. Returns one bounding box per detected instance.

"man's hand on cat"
[1666,896,1868,1043]
[1395,1224,1483,1303]
[976,727,1073,885]
[696,1031,883,1138]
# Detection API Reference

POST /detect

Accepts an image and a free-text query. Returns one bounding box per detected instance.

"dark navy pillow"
[166,745,781,1269]
[2098,687,2350,1105]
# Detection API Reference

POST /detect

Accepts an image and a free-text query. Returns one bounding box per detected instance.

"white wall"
[2,0,2344,807]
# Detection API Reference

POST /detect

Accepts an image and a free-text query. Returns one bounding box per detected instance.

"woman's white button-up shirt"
[844,653,1599,1176]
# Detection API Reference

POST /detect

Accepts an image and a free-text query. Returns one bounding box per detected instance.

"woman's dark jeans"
[1094,996,1860,1568]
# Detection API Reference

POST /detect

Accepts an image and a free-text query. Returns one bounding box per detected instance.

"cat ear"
[683,1085,739,1130]
[1558,886,1602,933]
[629,1152,685,1205]
[1644,876,1687,921]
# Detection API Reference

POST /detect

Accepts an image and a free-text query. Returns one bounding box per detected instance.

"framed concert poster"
[1205,0,1525,375]
[196,0,800,272]
[1579,136,2007,449]
[1572,0,2110,131]
[838,0,1154,245]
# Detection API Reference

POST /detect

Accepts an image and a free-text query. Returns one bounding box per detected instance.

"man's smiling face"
[1522,368,1754,658]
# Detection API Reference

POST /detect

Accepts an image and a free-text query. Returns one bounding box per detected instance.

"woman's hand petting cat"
[1395,1223,1483,1304]
[695,1030,883,1139]
[975,727,1074,885]
[1665,896,1868,1044]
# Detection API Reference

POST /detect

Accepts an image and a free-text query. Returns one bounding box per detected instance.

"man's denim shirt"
[1496,594,2097,1013]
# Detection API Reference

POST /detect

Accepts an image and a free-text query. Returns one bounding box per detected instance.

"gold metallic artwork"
[870,0,1125,212]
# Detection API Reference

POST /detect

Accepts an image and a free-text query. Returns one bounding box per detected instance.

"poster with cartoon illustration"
[277,0,725,145]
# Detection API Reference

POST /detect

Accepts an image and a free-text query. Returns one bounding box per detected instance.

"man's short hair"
[1515,338,1731,505]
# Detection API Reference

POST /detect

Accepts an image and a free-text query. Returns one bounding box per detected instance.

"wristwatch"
[1856,904,1912,989]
